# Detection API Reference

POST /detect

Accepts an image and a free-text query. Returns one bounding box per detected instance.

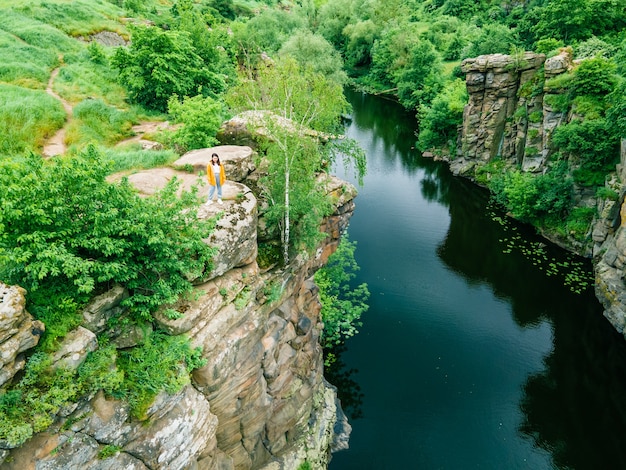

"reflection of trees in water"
[434,167,626,468]
[520,303,626,470]
[345,87,419,166]
[420,161,454,204]
[324,344,364,420]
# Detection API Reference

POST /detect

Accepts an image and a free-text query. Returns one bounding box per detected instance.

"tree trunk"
[283,160,290,265]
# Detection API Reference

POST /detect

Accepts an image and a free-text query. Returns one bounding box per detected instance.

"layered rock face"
[453,50,574,176]
[455,52,626,341]
[595,141,626,338]
[1,145,357,469]
[0,285,44,389]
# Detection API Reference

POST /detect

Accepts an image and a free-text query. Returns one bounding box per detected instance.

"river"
[327,89,626,470]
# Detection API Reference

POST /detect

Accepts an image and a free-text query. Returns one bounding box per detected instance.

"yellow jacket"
[207,163,226,186]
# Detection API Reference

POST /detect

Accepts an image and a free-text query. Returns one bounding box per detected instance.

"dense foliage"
[0,147,215,347]
[315,233,370,348]
[2,0,626,448]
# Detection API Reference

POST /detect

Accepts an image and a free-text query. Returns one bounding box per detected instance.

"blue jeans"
[208,181,222,200]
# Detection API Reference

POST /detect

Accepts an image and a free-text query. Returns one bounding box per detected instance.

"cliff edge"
[0,144,357,469]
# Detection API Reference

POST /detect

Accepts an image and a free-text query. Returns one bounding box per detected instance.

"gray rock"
[50,326,98,370]
[0,283,45,387]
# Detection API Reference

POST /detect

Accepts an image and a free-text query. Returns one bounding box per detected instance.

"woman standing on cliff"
[206,153,226,205]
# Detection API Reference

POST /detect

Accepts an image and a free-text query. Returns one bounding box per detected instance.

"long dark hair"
[211,153,221,165]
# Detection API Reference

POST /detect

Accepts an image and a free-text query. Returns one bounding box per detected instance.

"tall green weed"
[65,99,135,148]
[99,146,180,174]
[0,9,80,53]
[8,0,126,37]
[53,59,127,107]
[0,84,66,156]
[0,30,58,87]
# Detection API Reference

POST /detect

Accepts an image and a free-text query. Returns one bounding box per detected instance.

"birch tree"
[226,58,365,264]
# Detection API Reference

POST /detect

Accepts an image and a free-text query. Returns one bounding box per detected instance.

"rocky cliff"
[451,51,626,342]
[0,145,356,469]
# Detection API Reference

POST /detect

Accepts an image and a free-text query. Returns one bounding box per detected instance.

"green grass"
[3,0,127,37]
[53,58,127,106]
[99,145,180,173]
[65,98,135,148]
[0,29,58,88]
[0,9,82,53]
[0,84,66,156]
[442,59,461,77]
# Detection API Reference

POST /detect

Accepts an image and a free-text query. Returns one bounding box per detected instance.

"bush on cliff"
[0,146,216,348]
[551,119,619,187]
[315,233,369,349]
[491,162,574,224]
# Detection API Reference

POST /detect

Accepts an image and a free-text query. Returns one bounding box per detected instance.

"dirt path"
[41,65,170,157]
[115,121,172,149]
[42,67,72,158]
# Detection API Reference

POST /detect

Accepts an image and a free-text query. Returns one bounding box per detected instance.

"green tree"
[230,8,306,61]
[314,232,369,348]
[368,22,424,90]
[533,0,593,42]
[0,147,216,333]
[606,81,626,139]
[111,24,226,112]
[316,0,355,52]
[395,39,443,110]
[278,30,347,85]
[226,58,364,263]
[462,23,519,58]
[167,94,227,151]
[417,78,467,152]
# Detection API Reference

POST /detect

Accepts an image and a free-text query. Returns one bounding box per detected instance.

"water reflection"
[329,89,626,469]
[520,299,626,470]
[324,345,364,420]
[436,174,626,467]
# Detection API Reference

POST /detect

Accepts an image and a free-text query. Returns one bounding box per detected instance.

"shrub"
[0,147,216,326]
[575,36,617,60]
[571,56,617,98]
[551,118,619,186]
[491,162,573,224]
[0,345,122,448]
[565,206,596,241]
[315,233,369,348]
[535,38,564,55]
[166,94,226,151]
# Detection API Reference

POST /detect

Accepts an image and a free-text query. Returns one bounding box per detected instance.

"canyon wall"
[0,145,356,469]
[453,51,626,341]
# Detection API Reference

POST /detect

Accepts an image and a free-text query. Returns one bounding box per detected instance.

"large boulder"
[120,148,259,283]
[0,283,44,388]
[173,145,256,183]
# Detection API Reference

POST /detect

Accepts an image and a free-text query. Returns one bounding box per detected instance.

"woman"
[206,153,226,205]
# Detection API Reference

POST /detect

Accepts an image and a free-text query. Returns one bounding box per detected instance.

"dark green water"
[327,89,626,470]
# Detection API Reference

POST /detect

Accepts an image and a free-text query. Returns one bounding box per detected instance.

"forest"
[0,0,625,451]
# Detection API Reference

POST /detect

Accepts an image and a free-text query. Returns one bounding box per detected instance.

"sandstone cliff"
[451,51,626,342]
[0,145,357,469]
